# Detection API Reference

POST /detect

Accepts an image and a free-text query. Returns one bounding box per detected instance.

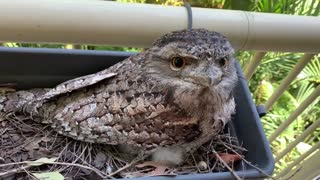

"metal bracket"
[256,105,267,117]
[183,0,193,30]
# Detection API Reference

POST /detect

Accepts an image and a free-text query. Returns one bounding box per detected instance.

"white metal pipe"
[0,0,320,53]
[282,150,320,180]
[275,141,320,178]
[244,52,267,80]
[265,54,315,110]
[268,84,320,142]
[275,118,320,162]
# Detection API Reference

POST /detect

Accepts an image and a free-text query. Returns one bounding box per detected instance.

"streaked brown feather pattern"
[0,29,238,164]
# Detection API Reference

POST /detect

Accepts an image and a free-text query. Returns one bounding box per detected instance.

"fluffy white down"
[151,147,184,166]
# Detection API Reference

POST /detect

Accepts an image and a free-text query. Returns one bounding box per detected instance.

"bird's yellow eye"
[218,57,228,68]
[170,57,185,70]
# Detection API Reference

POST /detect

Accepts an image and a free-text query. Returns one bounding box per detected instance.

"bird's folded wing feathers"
[40,70,116,101]
[28,69,116,113]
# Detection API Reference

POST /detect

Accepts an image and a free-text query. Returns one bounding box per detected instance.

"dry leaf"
[217,153,242,163]
[24,139,42,151]
[93,152,107,168]
[136,161,169,176]
[121,171,146,178]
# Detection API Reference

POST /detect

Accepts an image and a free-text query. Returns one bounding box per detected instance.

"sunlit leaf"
[32,172,64,180]
[296,142,312,154]
[26,157,58,167]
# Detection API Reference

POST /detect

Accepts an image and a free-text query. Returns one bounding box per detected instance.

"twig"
[108,160,136,177]
[0,161,108,179]
[0,128,7,136]
[72,144,88,164]
[56,143,88,173]
[11,114,38,130]
[107,157,140,177]
[214,141,247,152]
[212,149,242,180]
[88,145,93,163]
[48,132,59,149]
[191,153,201,172]
[0,112,13,122]
[0,165,31,177]
[223,143,276,180]
[210,159,219,172]
[68,149,115,179]
[7,123,48,156]
[0,161,26,168]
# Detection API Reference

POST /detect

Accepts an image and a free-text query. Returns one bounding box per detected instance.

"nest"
[0,87,266,180]
[0,113,252,180]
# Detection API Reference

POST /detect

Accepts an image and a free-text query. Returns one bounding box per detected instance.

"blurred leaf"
[224,0,251,10]
[32,172,64,180]
[253,80,274,105]
[296,142,312,154]
[26,157,58,167]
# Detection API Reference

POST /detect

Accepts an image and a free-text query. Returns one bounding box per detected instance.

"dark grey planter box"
[0,47,274,179]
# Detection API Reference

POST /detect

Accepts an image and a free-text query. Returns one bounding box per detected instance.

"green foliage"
[294,56,320,101]
[225,0,320,15]
[251,54,320,175]
[253,80,274,105]
[89,45,142,52]
[117,0,147,3]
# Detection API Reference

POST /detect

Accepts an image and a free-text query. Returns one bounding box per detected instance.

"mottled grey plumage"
[0,29,238,165]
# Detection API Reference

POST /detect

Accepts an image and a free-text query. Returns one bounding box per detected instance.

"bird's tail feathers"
[0,89,48,114]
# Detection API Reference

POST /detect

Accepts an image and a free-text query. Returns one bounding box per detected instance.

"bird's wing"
[27,69,116,114]
[38,70,116,102]
[49,88,201,148]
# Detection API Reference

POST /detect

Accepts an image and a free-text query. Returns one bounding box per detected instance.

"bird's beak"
[183,66,222,87]
[184,75,212,87]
